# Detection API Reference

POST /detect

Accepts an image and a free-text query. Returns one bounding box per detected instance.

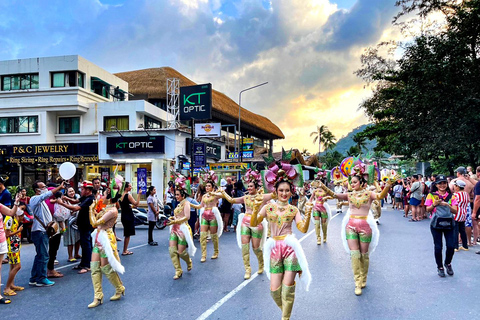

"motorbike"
[156,198,172,230]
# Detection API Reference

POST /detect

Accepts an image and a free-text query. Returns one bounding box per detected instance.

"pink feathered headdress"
[243,168,262,186]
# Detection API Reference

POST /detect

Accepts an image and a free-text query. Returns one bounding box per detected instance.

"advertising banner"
[137,168,147,194]
[106,136,165,154]
[195,123,221,138]
[227,151,254,159]
[193,142,206,168]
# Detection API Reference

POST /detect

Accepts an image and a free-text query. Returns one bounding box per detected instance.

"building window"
[105,116,129,131]
[0,116,38,134]
[59,117,80,134]
[51,71,85,88]
[91,77,111,99]
[1,74,39,91]
[144,116,162,129]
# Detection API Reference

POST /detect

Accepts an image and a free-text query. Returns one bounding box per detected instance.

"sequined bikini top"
[265,203,297,228]
[348,189,371,209]
[174,199,187,217]
[202,193,216,205]
[244,194,257,210]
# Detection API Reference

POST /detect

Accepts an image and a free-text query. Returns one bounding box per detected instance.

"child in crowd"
[3,202,26,296]
[53,191,70,233]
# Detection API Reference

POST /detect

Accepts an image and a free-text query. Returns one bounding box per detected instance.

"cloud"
[0,0,403,154]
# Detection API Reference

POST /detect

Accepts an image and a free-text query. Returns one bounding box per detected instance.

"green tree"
[320,150,344,168]
[356,0,480,174]
[352,133,367,153]
[323,131,337,151]
[346,146,361,157]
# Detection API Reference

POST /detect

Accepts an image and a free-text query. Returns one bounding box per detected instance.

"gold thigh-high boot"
[281,282,296,320]
[211,233,219,259]
[101,264,125,301]
[242,243,251,279]
[361,252,370,288]
[88,261,103,308]
[169,246,183,279]
[200,232,207,262]
[179,250,192,271]
[314,220,321,245]
[270,285,282,310]
[351,250,362,295]
[253,247,264,274]
[322,221,328,243]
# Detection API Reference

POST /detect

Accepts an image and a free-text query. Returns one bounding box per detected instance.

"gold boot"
[314,220,321,245]
[322,222,328,243]
[88,261,103,308]
[351,250,362,296]
[281,282,296,320]
[270,285,282,310]
[361,252,369,288]
[179,250,192,271]
[101,264,125,301]
[242,243,251,279]
[169,246,183,279]
[253,247,264,274]
[200,232,207,262]
[211,233,219,259]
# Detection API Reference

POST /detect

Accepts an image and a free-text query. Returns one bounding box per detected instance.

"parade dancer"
[309,172,332,245]
[166,174,196,280]
[251,156,312,320]
[319,162,394,296]
[190,171,223,262]
[221,168,272,280]
[87,188,125,308]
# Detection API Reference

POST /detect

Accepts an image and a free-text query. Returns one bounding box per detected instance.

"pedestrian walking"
[147,186,159,246]
[119,182,140,255]
[425,175,458,277]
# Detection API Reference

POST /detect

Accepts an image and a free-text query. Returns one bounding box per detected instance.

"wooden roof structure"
[114,67,284,140]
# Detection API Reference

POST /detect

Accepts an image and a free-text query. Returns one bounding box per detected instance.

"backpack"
[430,192,453,230]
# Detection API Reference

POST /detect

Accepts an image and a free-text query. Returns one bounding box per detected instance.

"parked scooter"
[156,197,172,230]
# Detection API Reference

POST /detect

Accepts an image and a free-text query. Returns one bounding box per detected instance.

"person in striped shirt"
[452,180,469,251]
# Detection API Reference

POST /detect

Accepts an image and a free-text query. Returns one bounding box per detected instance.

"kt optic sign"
[180,83,212,121]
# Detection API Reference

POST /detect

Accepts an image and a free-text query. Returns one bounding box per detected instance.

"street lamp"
[238,82,268,163]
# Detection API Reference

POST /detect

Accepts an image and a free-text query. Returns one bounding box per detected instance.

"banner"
[193,142,206,168]
[180,83,212,121]
[100,167,110,182]
[195,123,221,138]
[137,168,147,194]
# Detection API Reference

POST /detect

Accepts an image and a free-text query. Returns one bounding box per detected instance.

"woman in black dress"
[119,182,140,255]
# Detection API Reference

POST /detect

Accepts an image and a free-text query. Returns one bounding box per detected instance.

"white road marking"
[55,243,149,271]
[196,210,343,320]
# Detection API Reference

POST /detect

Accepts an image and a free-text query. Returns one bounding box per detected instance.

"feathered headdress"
[174,172,192,195]
[200,169,218,186]
[242,168,262,186]
[261,148,303,193]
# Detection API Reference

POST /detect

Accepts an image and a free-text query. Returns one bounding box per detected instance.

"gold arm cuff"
[174,217,188,225]
[221,190,235,204]
[320,182,337,198]
[376,183,391,200]
[296,213,311,233]
[190,203,201,209]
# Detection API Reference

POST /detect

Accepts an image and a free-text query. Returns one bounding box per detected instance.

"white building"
[0,55,201,196]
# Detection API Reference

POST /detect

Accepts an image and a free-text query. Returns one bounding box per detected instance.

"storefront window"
[85,164,125,183]
[104,116,129,131]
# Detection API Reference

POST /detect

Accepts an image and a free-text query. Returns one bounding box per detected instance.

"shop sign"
[137,168,147,194]
[183,162,191,170]
[227,151,254,159]
[0,143,99,165]
[180,83,212,121]
[106,136,165,154]
[187,139,222,159]
[194,123,221,138]
[241,138,254,152]
[209,162,248,171]
[101,167,110,181]
[193,142,206,168]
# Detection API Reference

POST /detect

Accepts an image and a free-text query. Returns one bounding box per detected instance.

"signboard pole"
[191,119,194,178]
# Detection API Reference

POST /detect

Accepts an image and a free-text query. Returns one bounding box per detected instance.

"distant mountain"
[321,124,377,156]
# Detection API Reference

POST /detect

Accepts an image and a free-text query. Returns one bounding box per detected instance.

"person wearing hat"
[452,180,469,251]
[425,175,458,277]
[29,181,65,287]
[449,167,476,197]
[59,181,95,274]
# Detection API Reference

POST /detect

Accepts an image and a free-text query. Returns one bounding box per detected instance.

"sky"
[0,0,402,153]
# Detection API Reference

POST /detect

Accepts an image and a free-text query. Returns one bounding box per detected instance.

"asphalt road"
[2,201,479,320]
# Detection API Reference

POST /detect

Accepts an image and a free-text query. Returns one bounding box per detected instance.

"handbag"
[34,215,59,238]
[430,193,454,230]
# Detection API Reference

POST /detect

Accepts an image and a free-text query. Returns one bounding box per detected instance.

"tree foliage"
[357,0,480,173]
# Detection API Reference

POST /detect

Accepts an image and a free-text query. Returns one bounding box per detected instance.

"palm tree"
[352,133,367,153]
[320,150,344,168]
[310,125,333,154]
[323,131,337,151]
[347,145,361,157]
